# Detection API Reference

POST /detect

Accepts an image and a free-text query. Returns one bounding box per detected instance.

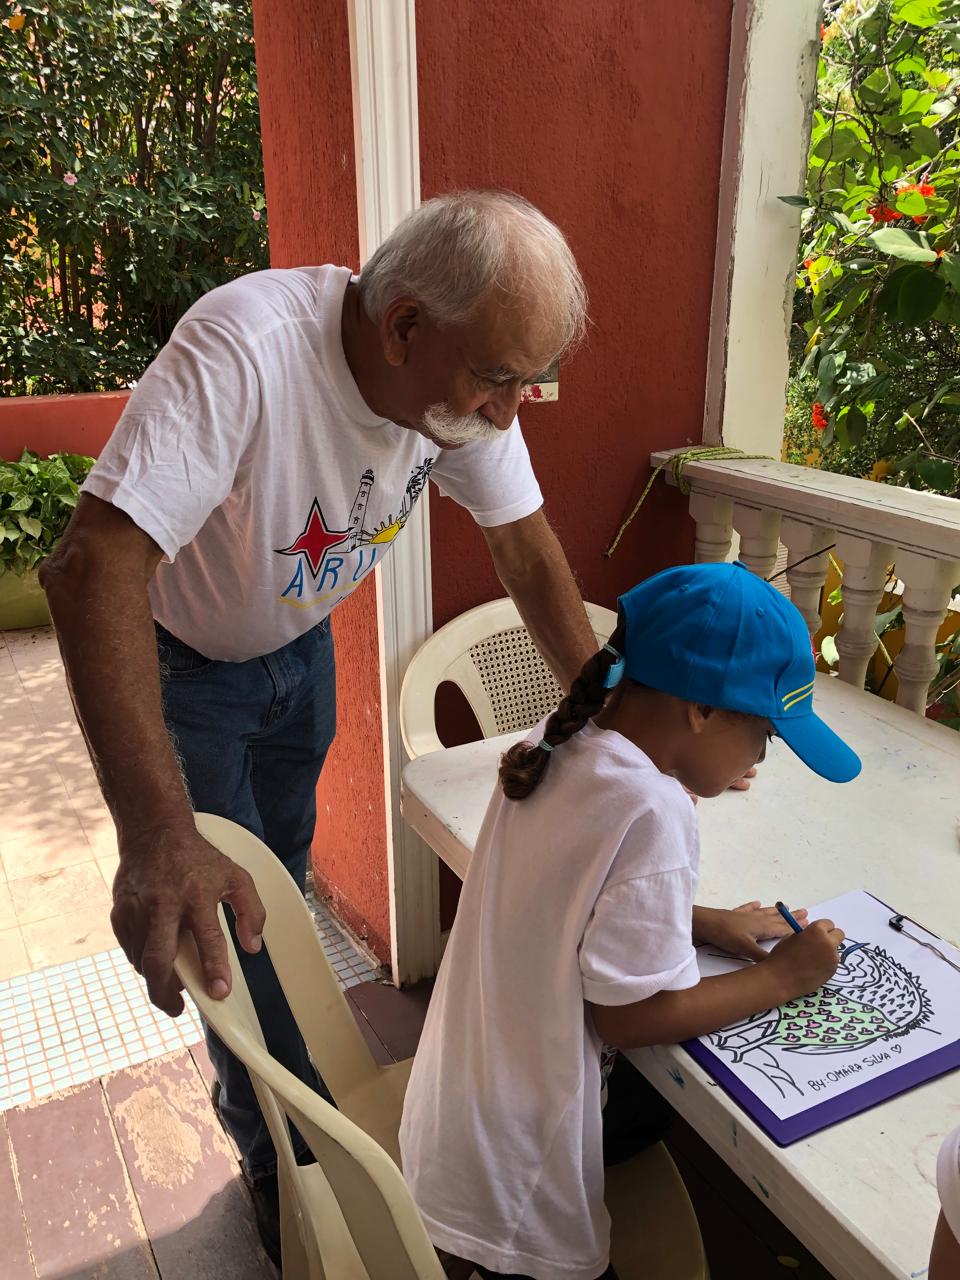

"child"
[400,561,861,1280]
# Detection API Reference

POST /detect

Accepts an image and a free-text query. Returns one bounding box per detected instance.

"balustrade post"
[688,492,734,564]
[834,535,894,691]
[732,504,782,579]
[892,551,960,716]
[779,518,834,635]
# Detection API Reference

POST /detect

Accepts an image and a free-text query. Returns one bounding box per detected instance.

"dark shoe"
[242,1168,282,1268]
[211,1078,318,1270]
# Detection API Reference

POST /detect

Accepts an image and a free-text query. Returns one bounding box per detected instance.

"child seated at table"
[400,561,862,1280]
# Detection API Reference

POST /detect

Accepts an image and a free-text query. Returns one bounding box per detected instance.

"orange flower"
[812,402,829,432]
[868,204,902,223]
[7,12,25,29]
[899,181,936,198]
[804,257,814,268]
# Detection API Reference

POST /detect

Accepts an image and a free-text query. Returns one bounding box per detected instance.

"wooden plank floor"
[2,976,838,1280]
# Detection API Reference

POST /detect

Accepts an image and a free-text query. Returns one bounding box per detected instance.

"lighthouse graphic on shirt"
[275,461,432,609]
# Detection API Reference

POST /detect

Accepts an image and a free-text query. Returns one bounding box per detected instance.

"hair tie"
[538,739,555,753]
[602,643,626,690]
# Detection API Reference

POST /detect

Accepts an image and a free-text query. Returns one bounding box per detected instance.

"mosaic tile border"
[0,899,379,1110]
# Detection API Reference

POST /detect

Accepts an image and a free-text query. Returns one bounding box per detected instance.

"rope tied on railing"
[603,446,771,559]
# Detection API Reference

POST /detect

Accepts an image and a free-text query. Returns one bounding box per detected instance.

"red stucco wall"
[253,0,392,961]
[0,392,130,461]
[415,0,733,920]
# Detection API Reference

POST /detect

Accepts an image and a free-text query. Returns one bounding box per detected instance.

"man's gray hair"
[358,190,587,357]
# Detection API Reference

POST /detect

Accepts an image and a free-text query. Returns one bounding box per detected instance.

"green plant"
[786,0,960,496]
[0,0,268,395]
[0,449,93,574]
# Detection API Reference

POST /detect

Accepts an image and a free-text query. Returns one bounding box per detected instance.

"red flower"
[899,181,936,200]
[819,22,826,40]
[812,402,829,431]
[867,204,902,223]
[804,257,814,268]
[912,215,928,225]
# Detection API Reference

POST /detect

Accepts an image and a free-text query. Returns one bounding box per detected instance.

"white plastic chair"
[175,827,443,1279]
[183,812,413,1163]
[400,597,618,758]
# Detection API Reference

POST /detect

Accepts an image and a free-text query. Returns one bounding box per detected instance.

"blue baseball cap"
[617,561,861,783]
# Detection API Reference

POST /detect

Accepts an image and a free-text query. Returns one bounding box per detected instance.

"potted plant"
[0,450,93,629]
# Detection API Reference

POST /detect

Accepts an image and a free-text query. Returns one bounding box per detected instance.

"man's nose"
[480,382,523,430]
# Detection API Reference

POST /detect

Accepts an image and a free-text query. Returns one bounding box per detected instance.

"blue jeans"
[156,618,337,1178]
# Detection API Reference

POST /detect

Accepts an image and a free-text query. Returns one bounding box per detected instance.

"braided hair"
[498,622,627,800]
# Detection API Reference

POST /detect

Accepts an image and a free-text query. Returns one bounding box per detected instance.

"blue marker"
[775,901,804,934]
[778,899,852,958]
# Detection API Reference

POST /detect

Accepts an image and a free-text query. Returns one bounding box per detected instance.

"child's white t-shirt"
[400,720,701,1280]
[82,265,542,661]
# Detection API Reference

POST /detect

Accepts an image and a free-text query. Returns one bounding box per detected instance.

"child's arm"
[590,919,843,1050]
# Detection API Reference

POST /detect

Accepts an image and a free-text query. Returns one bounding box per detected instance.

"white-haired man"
[41,189,597,1259]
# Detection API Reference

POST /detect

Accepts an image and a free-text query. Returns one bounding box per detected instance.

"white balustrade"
[651,450,960,719]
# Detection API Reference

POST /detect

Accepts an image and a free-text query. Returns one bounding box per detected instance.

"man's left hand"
[692,901,809,962]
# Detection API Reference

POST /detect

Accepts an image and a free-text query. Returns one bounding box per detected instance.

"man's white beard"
[421,401,502,447]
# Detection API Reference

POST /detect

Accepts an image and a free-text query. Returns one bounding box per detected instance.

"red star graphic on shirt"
[276,499,349,577]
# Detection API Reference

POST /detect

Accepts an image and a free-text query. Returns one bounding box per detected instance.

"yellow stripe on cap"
[782,687,815,712]
[781,678,815,706]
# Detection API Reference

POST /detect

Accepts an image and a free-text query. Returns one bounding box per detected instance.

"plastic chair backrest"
[400,597,618,758]
[192,812,379,1107]
[176,925,445,1280]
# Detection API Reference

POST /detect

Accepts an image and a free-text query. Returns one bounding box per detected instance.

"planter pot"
[0,568,51,630]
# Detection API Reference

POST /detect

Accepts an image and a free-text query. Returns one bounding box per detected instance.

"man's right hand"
[110,823,267,1017]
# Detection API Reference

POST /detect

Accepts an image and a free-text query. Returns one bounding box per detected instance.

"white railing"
[651,449,960,718]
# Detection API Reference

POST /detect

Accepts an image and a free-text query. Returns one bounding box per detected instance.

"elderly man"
[41,189,596,1259]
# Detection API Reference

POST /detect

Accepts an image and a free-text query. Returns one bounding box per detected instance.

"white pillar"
[348,0,441,985]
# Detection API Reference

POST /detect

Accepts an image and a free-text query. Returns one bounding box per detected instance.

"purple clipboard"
[681,893,960,1146]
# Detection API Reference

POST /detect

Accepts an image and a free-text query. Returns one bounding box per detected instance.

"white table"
[401,676,960,1280]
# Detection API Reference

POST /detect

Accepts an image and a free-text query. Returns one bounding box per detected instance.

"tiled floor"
[0,624,380,1112]
[0,626,118,977]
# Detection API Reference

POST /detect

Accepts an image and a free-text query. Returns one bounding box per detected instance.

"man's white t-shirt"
[400,720,701,1280]
[83,266,543,661]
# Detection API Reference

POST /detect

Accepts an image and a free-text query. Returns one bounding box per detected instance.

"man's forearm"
[485,511,597,691]
[41,517,193,843]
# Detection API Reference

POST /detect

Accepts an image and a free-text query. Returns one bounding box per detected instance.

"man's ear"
[381,297,420,367]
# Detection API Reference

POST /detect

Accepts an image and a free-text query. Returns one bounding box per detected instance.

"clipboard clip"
[889,915,960,975]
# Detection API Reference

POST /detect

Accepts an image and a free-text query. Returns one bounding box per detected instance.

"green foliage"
[0,1,268,395]
[787,0,960,496]
[0,450,93,574]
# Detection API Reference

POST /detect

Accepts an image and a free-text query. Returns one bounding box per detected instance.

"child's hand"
[693,901,810,961]
[728,766,758,792]
[763,918,845,1000]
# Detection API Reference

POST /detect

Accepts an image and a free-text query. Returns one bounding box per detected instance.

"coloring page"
[687,890,960,1130]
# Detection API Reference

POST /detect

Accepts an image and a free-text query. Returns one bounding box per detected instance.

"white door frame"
[704,0,822,456]
[347,0,442,987]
